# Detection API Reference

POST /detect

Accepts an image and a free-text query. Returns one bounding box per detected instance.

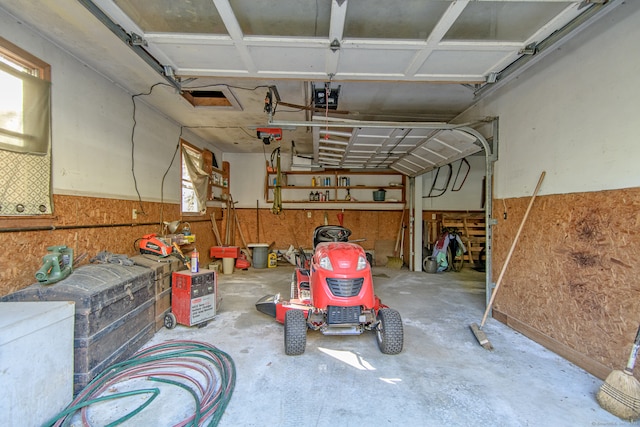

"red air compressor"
[163,269,217,329]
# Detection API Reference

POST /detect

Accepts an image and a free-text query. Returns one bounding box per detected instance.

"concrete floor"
[75,264,631,426]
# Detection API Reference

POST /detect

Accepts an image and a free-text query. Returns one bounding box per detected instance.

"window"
[0,38,52,217]
[180,140,211,215]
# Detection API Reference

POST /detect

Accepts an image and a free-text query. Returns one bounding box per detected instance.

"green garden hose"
[43,340,236,427]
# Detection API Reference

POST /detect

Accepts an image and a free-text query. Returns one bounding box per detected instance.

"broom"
[386,208,405,269]
[596,324,640,420]
[470,171,545,350]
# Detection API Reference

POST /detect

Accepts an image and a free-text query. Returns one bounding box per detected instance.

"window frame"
[0,38,50,81]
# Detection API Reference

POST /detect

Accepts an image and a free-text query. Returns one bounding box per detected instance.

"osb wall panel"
[0,194,220,297]
[232,208,404,251]
[492,187,640,379]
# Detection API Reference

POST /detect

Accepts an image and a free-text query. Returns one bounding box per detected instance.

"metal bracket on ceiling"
[485,72,498,84]
[330,39,341,53]
[519,42,538,56]
[130,32,147,47]
[76,0,181,91]
[163,65,175,79]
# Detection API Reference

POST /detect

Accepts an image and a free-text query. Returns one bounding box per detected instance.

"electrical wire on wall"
[159,126,182,231]
[130,82,274,225]
[130,82,173,215]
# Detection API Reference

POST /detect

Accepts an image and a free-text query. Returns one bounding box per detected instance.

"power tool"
[138,233,174,256]
[35,245,74,285]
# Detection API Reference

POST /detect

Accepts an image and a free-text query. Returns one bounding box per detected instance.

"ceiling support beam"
[404,0,469,77]
[326,0,348,77]
[213,0,257,73]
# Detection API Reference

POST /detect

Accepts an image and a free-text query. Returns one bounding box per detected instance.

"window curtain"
[0,60,51,155]
[181,144,208,214]
[0,60,52,215]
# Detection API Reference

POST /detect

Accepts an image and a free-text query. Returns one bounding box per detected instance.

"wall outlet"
[307,211,312,218]
[132,208,137,219]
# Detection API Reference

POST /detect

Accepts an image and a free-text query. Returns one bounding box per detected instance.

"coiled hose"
[42,340,236,427]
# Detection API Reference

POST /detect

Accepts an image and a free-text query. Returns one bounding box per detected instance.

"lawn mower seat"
[313,225,352,249]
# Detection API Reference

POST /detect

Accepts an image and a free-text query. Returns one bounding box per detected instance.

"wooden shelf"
[208,161,230,201]
[265,169,405,208]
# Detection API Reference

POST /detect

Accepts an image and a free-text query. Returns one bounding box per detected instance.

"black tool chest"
[2,263,155,393]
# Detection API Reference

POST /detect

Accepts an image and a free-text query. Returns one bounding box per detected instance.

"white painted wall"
[225,153,270,209]
[457,1,640,199]
[0,9,219,204]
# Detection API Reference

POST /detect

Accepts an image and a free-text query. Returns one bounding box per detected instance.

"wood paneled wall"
[491,187,640,379]
[232,208,404,251]
[0,199,404,296]
[0,195,220,296]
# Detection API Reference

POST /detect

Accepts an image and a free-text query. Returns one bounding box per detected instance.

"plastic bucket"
[222,258,234,274]
[373,189,386,201]
[249,243,269,269]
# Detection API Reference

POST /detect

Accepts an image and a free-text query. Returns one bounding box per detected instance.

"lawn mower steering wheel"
[318,226,351,242]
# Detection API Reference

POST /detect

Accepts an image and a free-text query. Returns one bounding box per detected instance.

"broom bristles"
[385,256,403,269]
[597,369,640,421]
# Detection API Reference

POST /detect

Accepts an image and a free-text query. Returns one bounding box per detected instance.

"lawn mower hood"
[255,240,376,322]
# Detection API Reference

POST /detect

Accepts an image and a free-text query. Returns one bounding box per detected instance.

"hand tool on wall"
[470,171,545,350]
[597,324,640,420]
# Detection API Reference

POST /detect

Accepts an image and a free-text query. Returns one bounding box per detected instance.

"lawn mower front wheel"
[376,308,404,354]
[284,309,307,355]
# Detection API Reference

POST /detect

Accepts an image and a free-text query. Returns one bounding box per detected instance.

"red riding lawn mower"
[256,225,404,356]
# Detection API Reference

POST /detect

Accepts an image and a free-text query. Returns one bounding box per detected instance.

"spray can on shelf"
[190,248,199,273]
